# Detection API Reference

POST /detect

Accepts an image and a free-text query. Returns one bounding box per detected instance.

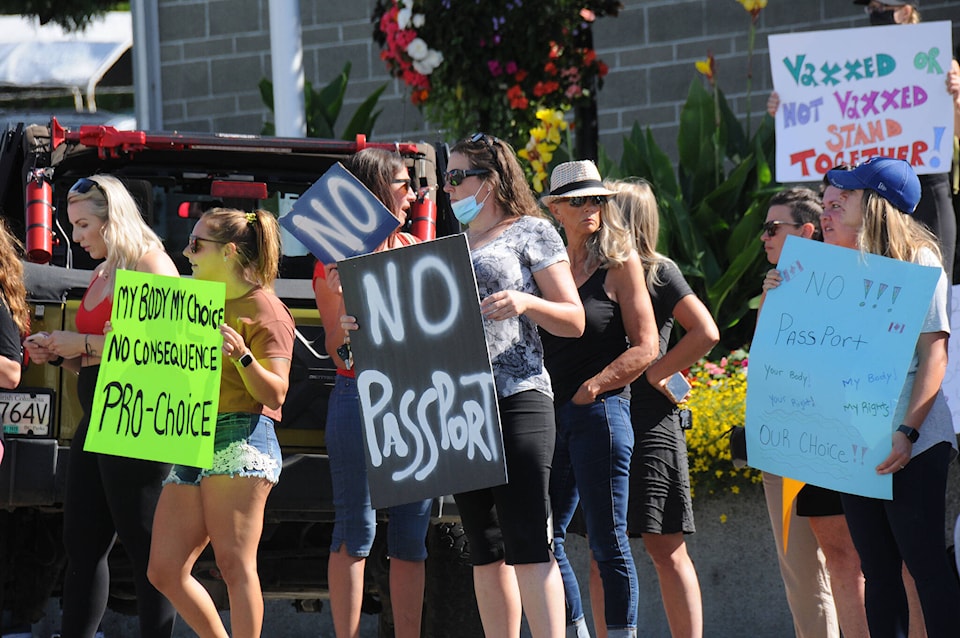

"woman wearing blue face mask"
[442,133,585,638]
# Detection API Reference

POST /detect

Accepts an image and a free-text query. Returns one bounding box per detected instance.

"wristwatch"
[896,424,919,443]
[237,352,254,368]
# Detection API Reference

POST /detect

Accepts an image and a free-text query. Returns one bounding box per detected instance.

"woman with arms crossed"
[540,164,659,638]
[585,178,719,638]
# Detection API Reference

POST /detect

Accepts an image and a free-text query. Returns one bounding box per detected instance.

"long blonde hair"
[66,175,165,279]
[858,190,941,265]
[606,178,662,286]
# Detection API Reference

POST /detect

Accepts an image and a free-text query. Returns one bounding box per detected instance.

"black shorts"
[795,484,844,517]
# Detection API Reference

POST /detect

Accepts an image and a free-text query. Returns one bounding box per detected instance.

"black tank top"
[541,267,630,406]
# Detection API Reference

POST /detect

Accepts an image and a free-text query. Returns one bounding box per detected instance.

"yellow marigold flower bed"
[683,348,761,498]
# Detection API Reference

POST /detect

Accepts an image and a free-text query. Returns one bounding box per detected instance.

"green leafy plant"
[607,78,778,351]
[260,61,385,140]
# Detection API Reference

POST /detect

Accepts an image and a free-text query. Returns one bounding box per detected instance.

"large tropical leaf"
[341,83,386,140]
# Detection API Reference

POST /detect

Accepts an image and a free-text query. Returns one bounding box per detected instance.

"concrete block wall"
[156,0,960,164]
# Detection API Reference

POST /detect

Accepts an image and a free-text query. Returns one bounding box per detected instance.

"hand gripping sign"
[338,234,507,509]
[746,237,940,499]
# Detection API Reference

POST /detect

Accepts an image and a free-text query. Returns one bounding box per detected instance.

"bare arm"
[571,254,658,404]
[0,355,21,389]
[949,59,960,140]
[313,265,350,370]
[221,322,291,411]
[876,330,948,475]
[644,293,720,397]
[42,250,180,366]
[480,260,585,338]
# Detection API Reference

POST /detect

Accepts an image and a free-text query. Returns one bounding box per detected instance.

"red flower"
[507,85,528,109]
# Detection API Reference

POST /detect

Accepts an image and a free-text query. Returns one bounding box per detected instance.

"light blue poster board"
[746,236,940,499]
[279,162,401,265]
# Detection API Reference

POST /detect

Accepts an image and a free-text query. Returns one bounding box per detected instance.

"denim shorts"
[327,375,431,561]
[165,412,282,486]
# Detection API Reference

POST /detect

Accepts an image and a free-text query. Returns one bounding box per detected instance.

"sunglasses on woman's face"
[561,195,607,208]
[760,220,802,238]
[188,234,227,254]
[444,168,490,187]
[392,179,412,196]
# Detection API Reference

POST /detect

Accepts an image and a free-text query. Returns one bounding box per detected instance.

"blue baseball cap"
[826,157,921,214]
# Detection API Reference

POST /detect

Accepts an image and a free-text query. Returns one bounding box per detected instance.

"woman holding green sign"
[24,175,179,638]
[147,207,294,638]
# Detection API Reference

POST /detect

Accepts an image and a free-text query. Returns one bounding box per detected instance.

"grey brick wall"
[157,0,960,163]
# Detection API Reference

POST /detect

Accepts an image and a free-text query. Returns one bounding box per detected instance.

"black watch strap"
[897,424,919,443]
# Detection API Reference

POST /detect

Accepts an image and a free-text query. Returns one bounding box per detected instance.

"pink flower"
[488,60,503,77]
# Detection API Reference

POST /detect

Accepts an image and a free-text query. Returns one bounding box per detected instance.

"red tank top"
[75,288,112,335]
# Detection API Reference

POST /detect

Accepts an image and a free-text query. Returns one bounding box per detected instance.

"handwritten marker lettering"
[913,47,943,74]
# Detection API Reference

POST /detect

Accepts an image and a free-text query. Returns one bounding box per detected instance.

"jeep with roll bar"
[0,118,482,636]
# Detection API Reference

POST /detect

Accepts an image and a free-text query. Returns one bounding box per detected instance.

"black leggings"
[60,366,176,638]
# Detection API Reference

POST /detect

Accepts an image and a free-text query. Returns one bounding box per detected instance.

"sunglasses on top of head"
[188,234,228,254]
[444,168,490,187]
[69,177,107,198]
[760,220,802,237]
[561,195,608,208]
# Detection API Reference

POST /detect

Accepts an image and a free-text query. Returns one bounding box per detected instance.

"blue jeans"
[841,442,960,638]
[551,393,637,634]
[166,413,282,485]
[327,374,431,561]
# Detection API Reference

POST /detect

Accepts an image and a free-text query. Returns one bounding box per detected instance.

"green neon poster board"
[84,270,225,467]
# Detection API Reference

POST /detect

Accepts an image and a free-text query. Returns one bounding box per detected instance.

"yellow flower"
[720,514,728,524]
[736,0,767,11]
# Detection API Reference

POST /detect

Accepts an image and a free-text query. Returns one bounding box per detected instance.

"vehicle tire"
[422,522,482,637]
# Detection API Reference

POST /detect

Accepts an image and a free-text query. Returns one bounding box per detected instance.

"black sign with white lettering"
[339,234,507,509]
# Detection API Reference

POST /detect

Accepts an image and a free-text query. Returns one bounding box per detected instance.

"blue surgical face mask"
[451,182,491,225]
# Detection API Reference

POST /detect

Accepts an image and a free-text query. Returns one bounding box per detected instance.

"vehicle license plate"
[0,390,52,436]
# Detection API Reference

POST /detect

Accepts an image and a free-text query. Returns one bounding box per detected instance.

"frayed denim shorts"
[164,412,282,486]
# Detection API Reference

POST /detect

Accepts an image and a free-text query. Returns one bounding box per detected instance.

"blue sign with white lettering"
[280,162,401,265]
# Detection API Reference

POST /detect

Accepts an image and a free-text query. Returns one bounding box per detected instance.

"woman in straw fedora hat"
[541,160,659,638]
